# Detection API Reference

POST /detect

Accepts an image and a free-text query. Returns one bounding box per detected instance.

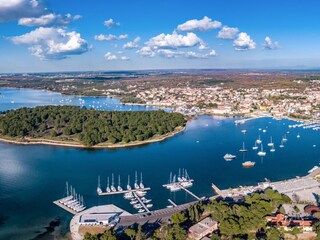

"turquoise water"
[0,88,320,239]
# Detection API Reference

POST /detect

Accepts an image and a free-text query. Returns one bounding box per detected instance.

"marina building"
[188,217,218,240]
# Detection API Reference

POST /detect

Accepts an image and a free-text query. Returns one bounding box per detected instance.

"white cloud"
[104,18,120,28]
[262,36,279,50]
[123,37,141,49]
[146,31,202,49]
[0,0,44,22]
[94,34,117,41]
[119,34,128,39]
[104,52,129,61]
[18,13,81,27]
[142,48,217,59]
[233,32,256,51]
[177,16,221,32]
[136,46,156,57]
[94,34,128,41]
[217,26,239,39]
[198,42,208,50]
[12,27,89,60]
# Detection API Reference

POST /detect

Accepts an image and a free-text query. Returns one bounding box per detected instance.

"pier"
[211,183,223,196]
[132,191,150,213]
[168,199,177,207]
[180,185,201,200]
[98,187,151,196]
[53,198,77,215]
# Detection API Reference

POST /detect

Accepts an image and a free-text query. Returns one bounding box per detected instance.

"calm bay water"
[0,88,320,239]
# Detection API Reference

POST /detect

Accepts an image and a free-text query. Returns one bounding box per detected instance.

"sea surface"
[0,88,320,240]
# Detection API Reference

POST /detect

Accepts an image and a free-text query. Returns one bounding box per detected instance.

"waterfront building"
[188,217,218,240]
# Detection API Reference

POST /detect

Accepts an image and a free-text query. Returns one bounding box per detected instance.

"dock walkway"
[132,191,150,213]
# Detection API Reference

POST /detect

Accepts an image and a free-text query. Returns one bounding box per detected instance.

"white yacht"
[127,175,131,190]
[239,142,247,152]
[252,142,258,150]
[270,145,276,152]
[257,144,266,156]
[124,192,134,199]
[111,174,116,192]
[297,133,301,138]
[146,204,153,208]
[224,154,236,161]
[282,134,288,142]
[279,140,284,148]
[97,176,102,194]
[139,173,144,189]
[267,137,274,147]
[106,177,111,193]
[117,175,123,192]
[138,209,145,213]
[134,171,139,189]
[256,135,262,144]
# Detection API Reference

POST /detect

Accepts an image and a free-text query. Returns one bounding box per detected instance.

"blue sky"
[0,0,320,72]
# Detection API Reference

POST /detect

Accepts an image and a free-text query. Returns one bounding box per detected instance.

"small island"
[0,106,186,148]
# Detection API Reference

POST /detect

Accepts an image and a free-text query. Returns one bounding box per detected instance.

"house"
[266,214,313,231]
[188,217,218,240]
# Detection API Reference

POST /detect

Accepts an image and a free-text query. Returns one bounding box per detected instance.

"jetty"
[53,182,86,215]
[132,191,150,213]
[168,199,177,207]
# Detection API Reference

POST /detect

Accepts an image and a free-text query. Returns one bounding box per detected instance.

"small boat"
[133,204,142,209]
[313,145,316,147]
[143,199,152,203]
[124,192,134,199]
[169,184,181,192]
[130,200,138,204]
[139,173,144,189]
[146,204,153,208]
[256,135,262,144]
[258,128,262,131]
[106,177,111,193]
[297,133,301,138]
[136,190,147,197]
[97,176,102,194]
[239,142,247,152]
[257,144,266,156]
[117,175,123,192]
[279,140,284,148]
[267,137,274,147]
[263,129,267,133]
[138,209,145,213]
[224,154,236,161]
[111,174,116,192]
[252,142,258,150]
[127,175,131,190]
[166,205,174,208]
[242,161,255,168]
[270,145,275,152]
[241,130,247,134]
[282,134,288,142]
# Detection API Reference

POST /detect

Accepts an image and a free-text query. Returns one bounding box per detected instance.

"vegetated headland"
[1,69,320,122]
[0,106,186,148]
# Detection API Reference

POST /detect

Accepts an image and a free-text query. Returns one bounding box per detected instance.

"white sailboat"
[267,136,274,147]
[127,175,131,190]
[117,175,123,192]
[256,135,262,144]
[257,144,266,156]
[97,176,102,194]
[111,174,116,192]
[270,145,275,152]
[297,133,301,138]
[106,177,111,193]
[252,141,258,150]
[134,171,139,189]
[279,140,284,148]
[139,172,144,189]
[282,134,288,142]
[239,142,247,152]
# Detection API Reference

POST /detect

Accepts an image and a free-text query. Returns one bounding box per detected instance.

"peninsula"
[0,106,186,147]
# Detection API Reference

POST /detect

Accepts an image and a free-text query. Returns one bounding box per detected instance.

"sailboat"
[252,141,258,150]
[297,133,301,138]
[279,140,284,148]
[239,142,247,152]
[267,137,274,147]
[282,134,288,142]
[127,175,131,190]
[139,172,144,189]
[117,175,123,192]
[111,174,116,192]
[270,145,275,152]
[177,168,182,182]
[134,171,139,189]
[257,144,266,156]
[106,177,111,193]
[256,135,262,144]
[97,176,102,194]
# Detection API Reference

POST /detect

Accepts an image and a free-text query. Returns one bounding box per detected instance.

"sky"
[0,0,320,73]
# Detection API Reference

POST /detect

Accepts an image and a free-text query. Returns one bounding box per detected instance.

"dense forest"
[0,106,186,146]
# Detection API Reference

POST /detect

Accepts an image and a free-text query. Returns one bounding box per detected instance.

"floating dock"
[132,191,150,213]
[179,185,201,200]
[168,199,177,207]
[53,198,77,215]
[98,187,151,196]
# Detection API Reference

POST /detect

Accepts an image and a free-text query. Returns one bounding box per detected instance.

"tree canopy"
[0,106,186,146]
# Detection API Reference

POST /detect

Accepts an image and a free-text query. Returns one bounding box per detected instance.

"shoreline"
[0,126,186,149]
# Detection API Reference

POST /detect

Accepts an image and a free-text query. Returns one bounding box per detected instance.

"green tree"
[124,228,136,240]
[170,212,187,224]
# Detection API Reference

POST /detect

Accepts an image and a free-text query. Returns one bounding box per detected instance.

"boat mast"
[66,181,69,196]
[128,175,130,186]
[140,172,143,185]
[135,171,138,184]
